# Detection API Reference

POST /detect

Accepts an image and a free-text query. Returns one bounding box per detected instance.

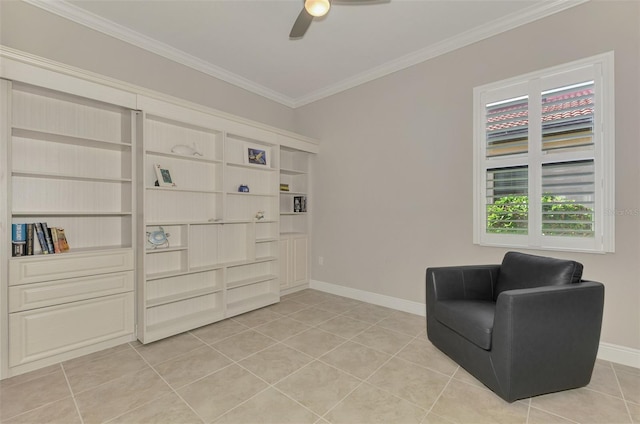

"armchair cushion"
[434,300,495,350]
[495,251,584,299]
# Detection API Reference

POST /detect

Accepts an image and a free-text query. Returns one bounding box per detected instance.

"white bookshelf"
[136,101,281,342]
[1,79,136,377]
[279,148,310,293]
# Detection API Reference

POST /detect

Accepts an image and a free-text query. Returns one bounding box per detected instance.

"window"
[473,52,614,253]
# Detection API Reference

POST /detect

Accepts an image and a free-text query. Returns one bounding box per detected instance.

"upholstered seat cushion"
[434,300,496,350]
[495,251,584,299]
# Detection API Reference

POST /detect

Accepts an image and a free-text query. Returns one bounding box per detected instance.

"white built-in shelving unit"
[136,98,282,343]
[1,78,137,377]
[279,148,310,293]
[0,48,318,379]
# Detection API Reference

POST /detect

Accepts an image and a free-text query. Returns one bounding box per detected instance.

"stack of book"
[12,223,70,256]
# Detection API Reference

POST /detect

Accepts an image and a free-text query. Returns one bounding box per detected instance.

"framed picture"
[154,164,176,187]
[244,143,269,167]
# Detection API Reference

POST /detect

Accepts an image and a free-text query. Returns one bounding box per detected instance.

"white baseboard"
[310,279,425,316]
[309,279,640,370]
[597,342,640,369]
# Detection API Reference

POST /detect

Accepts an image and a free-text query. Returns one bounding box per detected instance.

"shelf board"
[146,287,222,308]
[146,186,222,194]
[146,269,190,281]
[220,256,277,269]
[256,237,278,243]
[226,162,277,172]
[13,211,132,217]
[280,212,308,216]
[12,170,132,183]
[145,246,188,254]
[144,309,225,343]
[146,220,223,226]
[227,274,278,290]
[13,127,131,151]
[280,232,308,237]
[226,293,279,318]
[227,192,277,197]
[280,191,307,196]
[189,264,225,273]
[280,168,308,176]
[223,219,277,224]
[9,245,132,259]
[145,149,222,164]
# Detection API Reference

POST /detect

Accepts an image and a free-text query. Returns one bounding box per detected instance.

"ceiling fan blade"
[289,8,313,38]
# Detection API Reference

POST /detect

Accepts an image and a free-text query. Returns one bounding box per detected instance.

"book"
[41,222,55,254]
[11,224,27,257]
[34,223,49,254]
[26,223,35,255]
[12,223,26,243]
[56,228,70,252]
[280,183,290,192]
[12,242,25,257]
[50,227,61,253]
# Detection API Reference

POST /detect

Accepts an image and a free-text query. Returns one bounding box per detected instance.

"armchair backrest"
[494,251,584,300]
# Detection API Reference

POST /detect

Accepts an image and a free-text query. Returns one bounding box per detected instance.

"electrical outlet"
[318,256,324,265]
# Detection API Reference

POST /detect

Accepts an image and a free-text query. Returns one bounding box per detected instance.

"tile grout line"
[611,360,636,424]
[59,362,85,424]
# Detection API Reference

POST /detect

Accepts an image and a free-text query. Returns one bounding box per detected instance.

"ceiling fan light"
[305,0,330,17]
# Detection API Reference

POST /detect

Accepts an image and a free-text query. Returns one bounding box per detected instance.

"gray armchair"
[426,251,604,402]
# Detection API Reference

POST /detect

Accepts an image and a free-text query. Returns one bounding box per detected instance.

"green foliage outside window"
[487,195,594,236]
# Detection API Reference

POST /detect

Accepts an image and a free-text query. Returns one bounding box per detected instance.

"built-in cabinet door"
[280,235,308,290]
[279,238,291,288]
[9,292,134,367]
[292,236,308,285]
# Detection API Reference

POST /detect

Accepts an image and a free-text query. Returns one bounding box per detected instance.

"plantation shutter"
[540,81,596,239]
[541,82,595,152]
[485,96,528,157]
[484,94,530,234]
[541,160,595,237]
[474,52,613,252]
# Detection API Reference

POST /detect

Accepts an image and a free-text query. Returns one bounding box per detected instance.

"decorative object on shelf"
[171,143,202,157]
[255,210,265,220]
[280,183,290,192]
[146,227,170,249]
[238,184,250,193]
[244,143,269,167]
[154,164,176,187]
[294,196,307,213]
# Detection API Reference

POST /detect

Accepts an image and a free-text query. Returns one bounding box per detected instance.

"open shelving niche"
[137,103,281,343]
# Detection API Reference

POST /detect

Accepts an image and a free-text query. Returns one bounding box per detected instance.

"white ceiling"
[26,0,585,108]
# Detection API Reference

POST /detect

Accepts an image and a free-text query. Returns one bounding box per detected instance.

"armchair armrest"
[491,281,604,400]
[426,265,500,303]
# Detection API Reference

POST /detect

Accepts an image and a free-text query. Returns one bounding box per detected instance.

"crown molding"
[22,0,297,108]
[23,0,588,109]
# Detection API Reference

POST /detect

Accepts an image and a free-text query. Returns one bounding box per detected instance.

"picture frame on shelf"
[154,164,176,187]
[294,196,307,213]
[244,143,269,167]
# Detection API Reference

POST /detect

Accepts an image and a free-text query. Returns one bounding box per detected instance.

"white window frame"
[473,52,615,253]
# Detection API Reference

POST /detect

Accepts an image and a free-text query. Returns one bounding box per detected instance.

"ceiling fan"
[290,0,388,39]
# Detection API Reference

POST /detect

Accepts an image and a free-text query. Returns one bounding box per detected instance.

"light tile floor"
[1,289,638,424]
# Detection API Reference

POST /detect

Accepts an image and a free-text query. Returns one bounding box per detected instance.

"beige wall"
[295,0,640,350]
[0,0,296,132]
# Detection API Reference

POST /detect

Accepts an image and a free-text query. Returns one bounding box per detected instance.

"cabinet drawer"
[9,271,134,313]
[9,292,134,367]
[9,249,134,285]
